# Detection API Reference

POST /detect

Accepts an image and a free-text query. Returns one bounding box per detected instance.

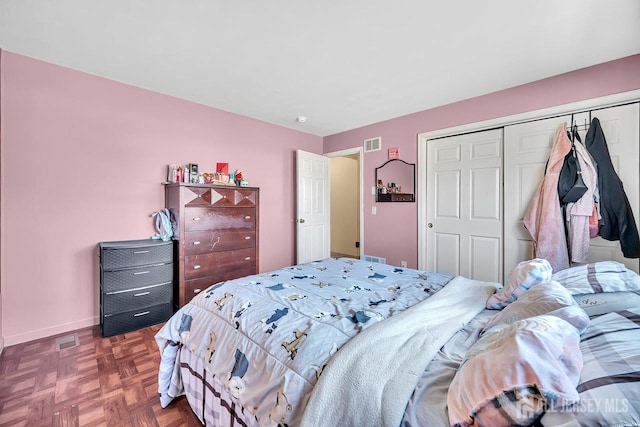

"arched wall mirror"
[375,159,415,202]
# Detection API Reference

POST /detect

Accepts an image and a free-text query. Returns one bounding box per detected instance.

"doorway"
[327,148,362,259]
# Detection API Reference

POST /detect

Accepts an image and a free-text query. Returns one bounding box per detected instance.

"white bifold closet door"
[426,129,503,282]
[503,113,572,282]
[503,103,640,276]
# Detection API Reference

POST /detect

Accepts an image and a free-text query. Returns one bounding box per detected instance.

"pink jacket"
[522,123,572,272]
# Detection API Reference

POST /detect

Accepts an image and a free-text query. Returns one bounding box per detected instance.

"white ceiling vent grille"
[363,137,381,153]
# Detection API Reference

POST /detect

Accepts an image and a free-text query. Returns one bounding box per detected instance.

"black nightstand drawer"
[100,239,173,269]
[101,302,173,337]
[101,263,173,292]
[102,282,173,314]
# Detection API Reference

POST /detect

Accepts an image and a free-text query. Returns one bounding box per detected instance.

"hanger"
[568,115,588,144]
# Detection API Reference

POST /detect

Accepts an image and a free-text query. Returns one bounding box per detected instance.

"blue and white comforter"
[155,257,453,426]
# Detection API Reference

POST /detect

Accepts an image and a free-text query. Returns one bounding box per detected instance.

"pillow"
[447,312,584,427]
[551,261,640,295]
[486,258,552,309]
[482,280,587,334]
[573,291,640,316]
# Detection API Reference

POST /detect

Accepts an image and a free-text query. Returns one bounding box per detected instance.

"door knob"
[299,218,306,223]
[427,223,433,228]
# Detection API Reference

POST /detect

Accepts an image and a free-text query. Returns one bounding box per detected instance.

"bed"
[155,257,640,426]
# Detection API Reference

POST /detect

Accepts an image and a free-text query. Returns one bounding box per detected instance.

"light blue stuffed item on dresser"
[151,208,173,241]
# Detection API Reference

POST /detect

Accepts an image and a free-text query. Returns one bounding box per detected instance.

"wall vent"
[55,333,80,351]
[362,255,386,264]
[363,137,381,153]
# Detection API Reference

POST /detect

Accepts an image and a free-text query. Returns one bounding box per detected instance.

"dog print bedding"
[155,257,455,426]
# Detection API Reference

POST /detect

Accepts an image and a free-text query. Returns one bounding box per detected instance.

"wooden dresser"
[165,183,259,307]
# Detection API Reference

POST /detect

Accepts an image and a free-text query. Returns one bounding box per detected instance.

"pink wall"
[2,51,640,346]
[0,52,322,345]
[324,54,640,269]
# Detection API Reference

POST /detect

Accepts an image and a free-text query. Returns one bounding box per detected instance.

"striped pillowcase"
[486,258,552,309]
[551,261,640,295]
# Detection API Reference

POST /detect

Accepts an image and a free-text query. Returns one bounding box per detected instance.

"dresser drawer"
[101,302,173,337]
[183,187,258,208]
[184,207,256,232]
[100,240,173,269]
[184,248,256,280]
[184,267,257,299]
[102,263,173,292]
[102,282,173,314]
[184,229,256,255]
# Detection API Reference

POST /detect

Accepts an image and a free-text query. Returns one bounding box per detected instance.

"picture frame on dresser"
[164,183,260,308]
[98,239,174,337]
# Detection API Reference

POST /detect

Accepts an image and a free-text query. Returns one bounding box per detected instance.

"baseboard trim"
[4,315,99,347]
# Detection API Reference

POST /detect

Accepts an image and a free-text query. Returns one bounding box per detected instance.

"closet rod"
[428,99,638,141]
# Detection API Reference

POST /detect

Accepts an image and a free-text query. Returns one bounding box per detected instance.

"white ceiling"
[1,1,640,136]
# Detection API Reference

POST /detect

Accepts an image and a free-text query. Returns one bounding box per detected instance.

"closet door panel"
[427,129,503,282]
[503,114,572,282]
[585,103,639,272]
[504,103,639,276]
[434,233,460,275]
[470,236,501,281]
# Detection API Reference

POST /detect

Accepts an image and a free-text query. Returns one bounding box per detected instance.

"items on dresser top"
[165,183,259,307]
[166,163,239,186]
[99,239,174,337]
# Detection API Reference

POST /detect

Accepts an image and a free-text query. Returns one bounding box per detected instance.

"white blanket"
[300,276,499,427]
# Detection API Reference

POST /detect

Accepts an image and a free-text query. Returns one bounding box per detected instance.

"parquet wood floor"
[0,324,202,426]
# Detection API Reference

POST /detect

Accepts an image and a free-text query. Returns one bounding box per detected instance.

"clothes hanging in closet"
[585,117,640,258]
[523,123,571,272]
[564,135,597,264]
[558,126,588,204]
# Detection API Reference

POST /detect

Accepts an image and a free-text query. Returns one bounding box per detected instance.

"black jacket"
[585,117,640,258]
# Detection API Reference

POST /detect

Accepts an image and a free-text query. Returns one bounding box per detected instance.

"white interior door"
[503,114,572,281]
[426,129,503,282]
[296,150,330,264]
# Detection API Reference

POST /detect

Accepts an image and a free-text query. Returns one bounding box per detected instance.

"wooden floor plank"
[0,325,201,426]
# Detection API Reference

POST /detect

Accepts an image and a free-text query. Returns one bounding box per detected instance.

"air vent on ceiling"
[363,137,381,153]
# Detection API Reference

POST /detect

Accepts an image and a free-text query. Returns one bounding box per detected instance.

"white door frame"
[325,147,364,258]
[417,89,640,270]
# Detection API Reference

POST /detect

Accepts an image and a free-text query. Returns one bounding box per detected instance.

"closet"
[419,97,640,283]
[504,103,639,278]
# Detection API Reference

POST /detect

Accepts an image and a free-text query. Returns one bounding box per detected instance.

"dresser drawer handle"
[133,271,150,275]
[134,292,151,297]
[193,288,202,294]
[193,265,201,270]
[193,241,201,245]
[244,216,251,220]
[244,256,251,261]
[193,217,201,221]
[244,236,251,240]
[134,311,150,317]
[133,250,150,254]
